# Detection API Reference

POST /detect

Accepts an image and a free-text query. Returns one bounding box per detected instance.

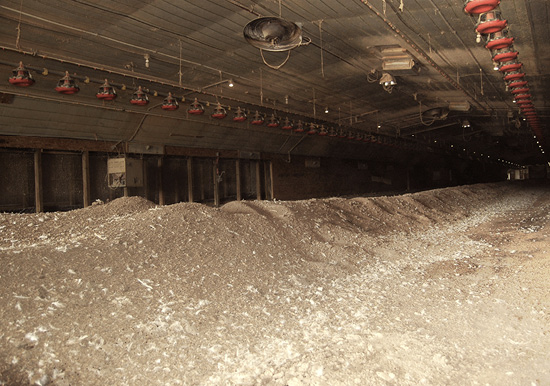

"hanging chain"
[319,20,325,78]
[15,0,24,49]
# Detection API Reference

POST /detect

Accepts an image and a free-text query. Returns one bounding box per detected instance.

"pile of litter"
[1,182,549,385]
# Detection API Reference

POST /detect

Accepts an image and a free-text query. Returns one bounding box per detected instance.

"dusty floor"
[1,181,549,385]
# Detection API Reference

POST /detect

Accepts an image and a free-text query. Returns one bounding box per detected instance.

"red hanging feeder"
[306,123,318,135]
[188,98,204,115]
[464,0,500,15]
[232,107,247,122]
[511,87,530,95]
[516,99,532,105]
[499,60,522,73]
[162,92,179,111]
[250,111,265,125]
[318,125,328,136]
[96,79,117,100]
[503,71,525,82]
[281,118,293,130]
[9,61,35,87]
[347,131,356,140]
[355,132,364,141]
[514,93,531,100]
[485,30,514,50]
[338,128,347,138]
[491,47,518,63]
[55,71,79,94]
[329,127,338,137]
[266,114,280,128]
[293,120,305,133]
[130,86,149,106]
[475,11,507,35]
[506,80,528,89]
[211,103,227,119]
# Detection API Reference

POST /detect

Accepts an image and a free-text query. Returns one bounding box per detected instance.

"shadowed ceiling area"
[1,0,548,166]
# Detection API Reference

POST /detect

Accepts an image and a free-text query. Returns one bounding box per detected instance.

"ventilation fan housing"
[244,17,303,52]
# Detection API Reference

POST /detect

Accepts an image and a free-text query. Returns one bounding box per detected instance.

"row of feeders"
[464,0,543,140]
[7,62,420,149]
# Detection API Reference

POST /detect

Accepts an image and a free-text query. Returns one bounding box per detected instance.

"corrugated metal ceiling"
[0,0,548,164]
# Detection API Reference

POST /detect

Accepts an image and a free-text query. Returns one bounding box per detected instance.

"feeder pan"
[338,128,347,138]
[266,114,280,128]
[516,99,532,105]
[475,11,507,35]
[328,127,338,137]
[499,60,522,73]
[347,131,356,140]
[511,87,530,95]
[54,71,80,94]
[130,86,149,106]
[233,107,247,122]
[293,120,305,132]
[9,61,35,87]
[188,98,204,115]
[244,17,305,52]
[318,125,328,136]
[507,80,528,89]
[306,123,318,135]
[162,92,179,111]
[250,111,265,125]
[281,118,294,130]
[211,103,227,119]
[491,47,518,63]
[503,71,525,81]
[485,30,514,50]
[464,0,500,15]
[355,132,364,141]
[96,79,117,100]
[514,94,531,100]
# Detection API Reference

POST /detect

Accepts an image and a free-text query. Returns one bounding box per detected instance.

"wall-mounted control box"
[107,157,144,188]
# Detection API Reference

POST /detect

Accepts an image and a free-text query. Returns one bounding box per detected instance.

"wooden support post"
[158,157,164,206]
[213,160,220,207]
[235,159,241,201]
[255,160,262,200]
[268,161,274,200]
[187,157,194,202]
[34,149,43,213]
[199,162,205,201]
[82,151,91,207]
